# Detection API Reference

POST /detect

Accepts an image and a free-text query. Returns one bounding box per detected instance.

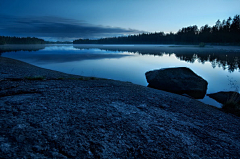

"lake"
[1,44,240,107]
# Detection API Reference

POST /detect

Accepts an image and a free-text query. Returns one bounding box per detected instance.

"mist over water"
[1,44,240,107]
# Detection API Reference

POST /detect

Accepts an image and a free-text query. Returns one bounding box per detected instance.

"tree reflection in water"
[73,45,240,72]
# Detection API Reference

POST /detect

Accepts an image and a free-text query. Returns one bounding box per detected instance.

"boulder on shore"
[145,67,208,99]
[207,91,240,104]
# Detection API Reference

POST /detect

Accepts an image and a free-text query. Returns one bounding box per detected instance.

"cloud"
[0,15,145,41]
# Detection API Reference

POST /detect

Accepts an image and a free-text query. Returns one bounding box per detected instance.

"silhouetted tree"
[0,36,46,45]
[74,14,240,45]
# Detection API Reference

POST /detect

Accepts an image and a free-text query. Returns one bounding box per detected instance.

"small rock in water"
[207,91,240,104]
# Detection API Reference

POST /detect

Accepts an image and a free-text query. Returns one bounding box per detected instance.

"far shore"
[1,44,240,56]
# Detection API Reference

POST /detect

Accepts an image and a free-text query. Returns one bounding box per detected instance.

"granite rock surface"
[1,57,240,158]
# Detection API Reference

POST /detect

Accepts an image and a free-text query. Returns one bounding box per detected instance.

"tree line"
[73,14,240,45]
[0,36,45,45]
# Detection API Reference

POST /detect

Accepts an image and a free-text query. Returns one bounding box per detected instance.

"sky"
[0,0,239,41]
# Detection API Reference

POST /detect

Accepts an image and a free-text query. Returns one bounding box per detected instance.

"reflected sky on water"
[1,44,240,107]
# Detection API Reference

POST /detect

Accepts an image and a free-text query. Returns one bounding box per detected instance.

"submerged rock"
[207,91,240,104]
[145,67,208,99]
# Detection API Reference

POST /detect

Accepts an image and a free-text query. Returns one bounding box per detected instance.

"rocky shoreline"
[1,57,240,158]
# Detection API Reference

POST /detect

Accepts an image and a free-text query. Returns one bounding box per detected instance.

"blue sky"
[0,0,239,41]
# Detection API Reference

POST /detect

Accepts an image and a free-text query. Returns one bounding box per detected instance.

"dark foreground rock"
[145,67,208,99]
[1,57,240,158]
[207,91,240,104]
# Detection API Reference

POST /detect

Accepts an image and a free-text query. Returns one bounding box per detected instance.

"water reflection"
[2,44,240,72]
[0,44,46,54]
[2,52,131,64]
[1,45,131,64]
[176,52,240,73]
[1,44,240,107]
[74,45,240,72]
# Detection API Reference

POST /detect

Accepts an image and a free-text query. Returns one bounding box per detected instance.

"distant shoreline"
[1,42,240,46]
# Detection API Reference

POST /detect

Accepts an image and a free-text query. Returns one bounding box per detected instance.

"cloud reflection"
[2,50,131,64]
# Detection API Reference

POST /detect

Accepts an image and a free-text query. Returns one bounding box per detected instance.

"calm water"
[1,44,240,107]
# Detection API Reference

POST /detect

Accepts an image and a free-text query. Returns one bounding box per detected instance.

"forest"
[0,36,75,45]
[73,15,240,45]
[1,15,239,45]
[0,36,46,45]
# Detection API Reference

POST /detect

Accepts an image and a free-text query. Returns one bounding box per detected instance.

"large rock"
[145,67,208,99]
[207,91,240,104]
